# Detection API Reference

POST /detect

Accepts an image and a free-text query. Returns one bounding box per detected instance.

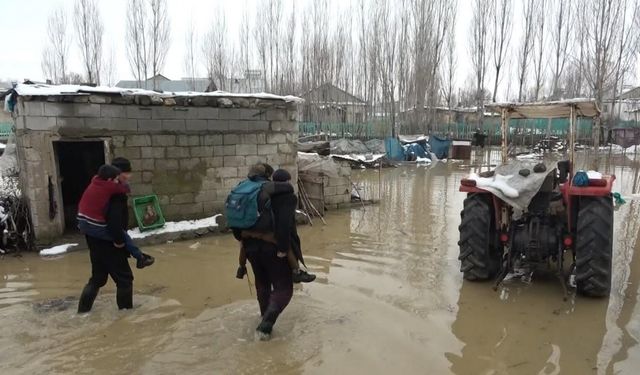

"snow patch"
[128,214,221,239]
[40,243,78,256]
[14,83,302,103]
[586,170,603,179]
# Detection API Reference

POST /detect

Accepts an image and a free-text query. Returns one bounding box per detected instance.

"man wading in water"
[77,158,146,313]
[227,164,314,340]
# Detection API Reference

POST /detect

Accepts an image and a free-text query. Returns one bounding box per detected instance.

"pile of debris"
[0,135,33,253]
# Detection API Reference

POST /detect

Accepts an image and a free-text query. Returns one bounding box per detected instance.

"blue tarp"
[405,143,429,159]
[385,137,405,161]
[429,135,451,159]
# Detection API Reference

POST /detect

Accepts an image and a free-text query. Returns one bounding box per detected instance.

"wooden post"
[501,108,508,164]
[569,105,576,172]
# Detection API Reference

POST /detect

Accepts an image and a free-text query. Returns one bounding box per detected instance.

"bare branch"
[183,17,198,91]
[149,0,170,90]
[74,0,103,84]
[491,0,512,102]
[517,0,536,101]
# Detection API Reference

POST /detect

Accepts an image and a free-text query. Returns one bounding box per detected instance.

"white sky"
[0,0,638,100]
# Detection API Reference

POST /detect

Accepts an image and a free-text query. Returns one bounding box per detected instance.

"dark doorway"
[54,141,105,231]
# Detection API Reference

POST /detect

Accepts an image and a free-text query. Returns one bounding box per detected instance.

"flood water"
[2,149,640,374]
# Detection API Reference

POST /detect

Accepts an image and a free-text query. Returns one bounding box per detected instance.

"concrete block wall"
[323,161,352,209]
[15,95,299,244]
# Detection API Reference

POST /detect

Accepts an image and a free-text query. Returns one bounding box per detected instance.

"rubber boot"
[78,283,99,313]
[116,286,133,310]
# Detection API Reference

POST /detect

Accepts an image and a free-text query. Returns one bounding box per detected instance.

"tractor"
[458,100,614,297]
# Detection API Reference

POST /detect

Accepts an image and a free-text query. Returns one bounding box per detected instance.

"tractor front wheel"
[575,196,614,297]
[458,194,500,281]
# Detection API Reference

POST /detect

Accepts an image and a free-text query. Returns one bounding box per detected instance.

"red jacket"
[77,176,130,225]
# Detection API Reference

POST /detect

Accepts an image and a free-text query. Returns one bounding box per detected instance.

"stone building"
[11,84,300,244]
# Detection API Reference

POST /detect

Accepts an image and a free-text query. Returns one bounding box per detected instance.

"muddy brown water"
[2,150,640,374]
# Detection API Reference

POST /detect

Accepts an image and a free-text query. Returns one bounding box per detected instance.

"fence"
[0,122,13,141]
[300,117,639,147]
[299,122,390,140]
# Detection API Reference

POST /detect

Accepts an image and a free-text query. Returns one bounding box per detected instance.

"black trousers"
[244,239,293,327]
[78,235,134,313]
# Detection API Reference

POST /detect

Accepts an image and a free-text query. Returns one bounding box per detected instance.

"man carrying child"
[77,157,153,313]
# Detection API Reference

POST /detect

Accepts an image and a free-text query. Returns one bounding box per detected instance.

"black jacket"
[106,193,129,245]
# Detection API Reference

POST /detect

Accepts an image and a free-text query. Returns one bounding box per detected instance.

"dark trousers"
[78,236,134,313]
[245,239,293,327]
[78,220,144,260]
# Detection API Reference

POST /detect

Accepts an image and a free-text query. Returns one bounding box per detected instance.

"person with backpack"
[225,164,303,340]
[236,168,315,283]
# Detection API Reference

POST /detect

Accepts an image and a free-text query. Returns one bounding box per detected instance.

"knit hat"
[111,157,132,172]
[272,169,291,182]
[97,164,121,180]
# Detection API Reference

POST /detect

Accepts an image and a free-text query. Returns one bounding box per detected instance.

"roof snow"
[14,83,303,103]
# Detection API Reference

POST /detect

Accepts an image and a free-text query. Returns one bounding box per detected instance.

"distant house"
[602,86,640,122]
[116,71,265,94]
[300,83,367,124]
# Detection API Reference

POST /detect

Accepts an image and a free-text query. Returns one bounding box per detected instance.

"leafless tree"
[491,0,512,102]
[41,48,56,84]
[66,72,84,85]
[517,0,536,101]
[609,1,640,119]
[375,0,399,136]
[396,0,412,114]
[203,8,231,91]
[149,0,170,90]
[238,3,252,91]
[440,3,457,125]
[580,0,639,164]
[469,0,491,126]
[532,0,547,100]
[103,45,118,86]
[411,0,434,132]
[183,17,198,91]
[254,1,269,91]
[42,7,70,84]
[125,0,148,87]
[550,0,574,99]
[582,0,638,105]
[426,1,454,130]
[74,0,103,84]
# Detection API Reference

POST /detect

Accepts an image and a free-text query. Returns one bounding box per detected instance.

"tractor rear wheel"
[458,193,499,281]
[575,196,614,297]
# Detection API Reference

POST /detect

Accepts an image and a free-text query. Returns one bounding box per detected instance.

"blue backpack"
[225,179,268,229]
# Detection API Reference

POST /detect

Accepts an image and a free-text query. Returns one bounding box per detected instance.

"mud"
[2,149,640,374]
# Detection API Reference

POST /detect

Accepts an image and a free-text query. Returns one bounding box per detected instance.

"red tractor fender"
[560,174,616,232]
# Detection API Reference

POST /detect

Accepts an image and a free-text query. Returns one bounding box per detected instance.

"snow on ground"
[40,243,78,256]
[128,214,221,239]
[516,153,543,160]
[332,154,386,163]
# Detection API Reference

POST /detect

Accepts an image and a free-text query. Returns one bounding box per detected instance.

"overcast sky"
[1,0,638,98]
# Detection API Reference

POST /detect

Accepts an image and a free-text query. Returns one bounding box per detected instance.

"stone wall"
[323,166,352,209]
[14,94,299,244]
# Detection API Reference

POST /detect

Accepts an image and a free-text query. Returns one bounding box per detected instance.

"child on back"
[77,164,154,269]
[235,167,315,283]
